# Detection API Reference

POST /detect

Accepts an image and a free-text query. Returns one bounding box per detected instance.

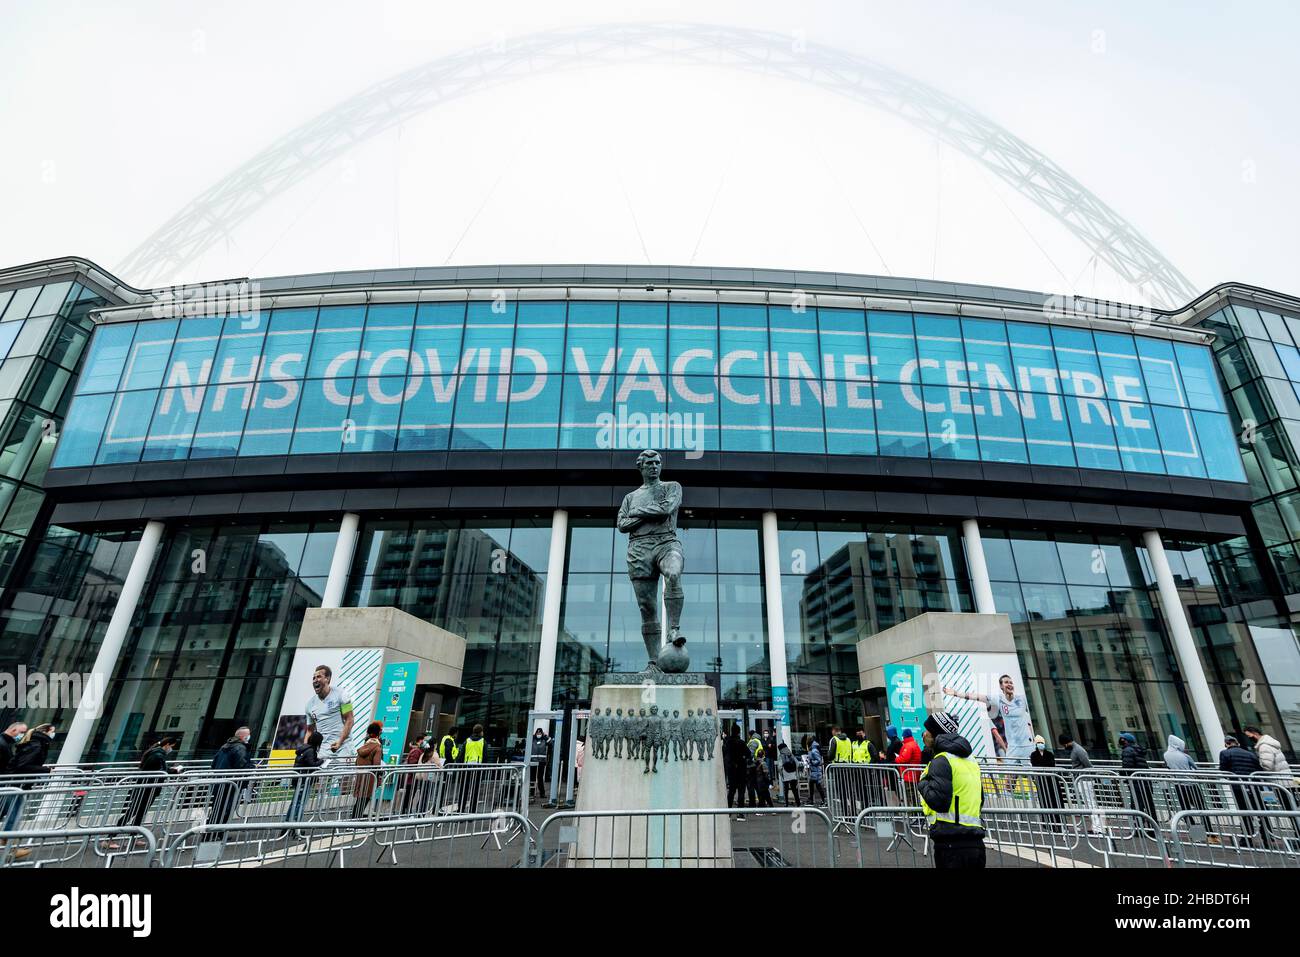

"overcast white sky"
[1,1,1296,304]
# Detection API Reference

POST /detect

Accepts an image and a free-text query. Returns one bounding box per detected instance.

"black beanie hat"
[925,712,960,737]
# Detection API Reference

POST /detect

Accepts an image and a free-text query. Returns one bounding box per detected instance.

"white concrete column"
[962,518,997,615]
[1143,529,1227,758]
[761,511,791,743]
[321,512,361,609]
[57,519,165,766]
[533,508,569,726]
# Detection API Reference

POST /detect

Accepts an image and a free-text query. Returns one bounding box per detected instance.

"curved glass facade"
[53,301,1244,481]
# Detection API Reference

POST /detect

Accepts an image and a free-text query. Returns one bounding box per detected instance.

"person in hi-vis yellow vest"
[828,726,853,763]
[851,731,874,763]
[463,724,486,763]
[916,712,987,868]
[438,728,460,764]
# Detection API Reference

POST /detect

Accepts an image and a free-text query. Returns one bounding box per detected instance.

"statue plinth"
[572,682,730,867]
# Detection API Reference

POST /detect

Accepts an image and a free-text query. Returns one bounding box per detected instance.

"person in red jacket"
[895,728,923,786]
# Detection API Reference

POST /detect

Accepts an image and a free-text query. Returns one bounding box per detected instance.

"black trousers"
[727,777,748,808]
[933,840,986,868]
[782,780,800,806]
[117,787,157,828]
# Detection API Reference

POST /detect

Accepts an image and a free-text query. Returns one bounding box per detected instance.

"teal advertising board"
[883,663,928,736]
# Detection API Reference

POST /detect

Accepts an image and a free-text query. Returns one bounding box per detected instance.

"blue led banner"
[53,302,1245,481]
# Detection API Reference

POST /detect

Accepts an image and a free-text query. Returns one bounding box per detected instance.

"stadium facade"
[0,256,1298,763]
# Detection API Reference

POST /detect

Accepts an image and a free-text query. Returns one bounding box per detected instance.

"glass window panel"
[874,380,927,457]
[1093,331,1149,405]
[617,301,667,379]
[720,377,771,452]
[514,300,567,370]
[119,318,179,391]
[289,379,350,454]
[669,374,719,454]
[769,303,820,378]
[343,378,402,452]
[359,303,416,363]
[563,301,616,373]
[1,286,40,322]
[95,389,158,464]
[504,371,561,449]
[868,311,915,380]
[240,380,301,457]
[142,383,203,461]
[773,376,826,453]
[52,393,113,467]
[1064,385,1119,470]
[1194,411,1246,482]
[914,314,965,386]
[1136,336,1185,407]
[1151,404,1205,478]
[259,307,317,381]
[558,372,610,450]
[305,305,366,378]
[449,374,505,449]
[824,380,876,455]
[76,323,137,394]
[718,304,767,375]
[818,308,867,379]
[190,381,252,459]
[29,281,73,318]
[1173,342,1226,412]
[922,384,978,459]
[1108,400,1165,473]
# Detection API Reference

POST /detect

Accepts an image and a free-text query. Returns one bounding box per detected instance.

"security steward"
[437,728,460,764]
[916,712,986,868]
[851,729,873,763]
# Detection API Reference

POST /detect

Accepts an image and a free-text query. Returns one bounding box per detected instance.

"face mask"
[1035,743,1045,751]
[48,732,56,740]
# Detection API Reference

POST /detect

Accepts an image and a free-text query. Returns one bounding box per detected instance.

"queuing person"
[531,727,551,799]
[0,721,29,849]
[805,738,826,806]
[1244,724,1296,812]
[725,726,749,818]
[287,730,325,833]
[112,737,179,842]
[752,754,774,808]
[777,741,800,806]
[1058,732,1099,833]
[916,712,986,868]
[1057,732,1091,768]
[1219,735,1267,841]
[2,723,51,861]
[206,726,253,843]
[883,725,902,764]
[352,721,384,818]
[895,728,923,790]
[1163,734,1214,842]
[1029,734,1064,822]
[1118,732,1157,837]
[762,729,778,797]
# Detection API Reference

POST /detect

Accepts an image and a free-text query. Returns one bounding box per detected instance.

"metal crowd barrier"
[0,825,156,868]
[852,805,1170,868]
[160,811,531,868]
[1168,808,1300,867]
[824,763,914,831]
[529,806,836,868]
[366,763,528,858]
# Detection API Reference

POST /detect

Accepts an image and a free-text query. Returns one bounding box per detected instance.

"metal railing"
[160,811,530,868]
[530,806,835,868]
[852,805,1170,868]
[0,825,156,868]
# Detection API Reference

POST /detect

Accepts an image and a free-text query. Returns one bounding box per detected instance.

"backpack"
[781,752,797,774]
